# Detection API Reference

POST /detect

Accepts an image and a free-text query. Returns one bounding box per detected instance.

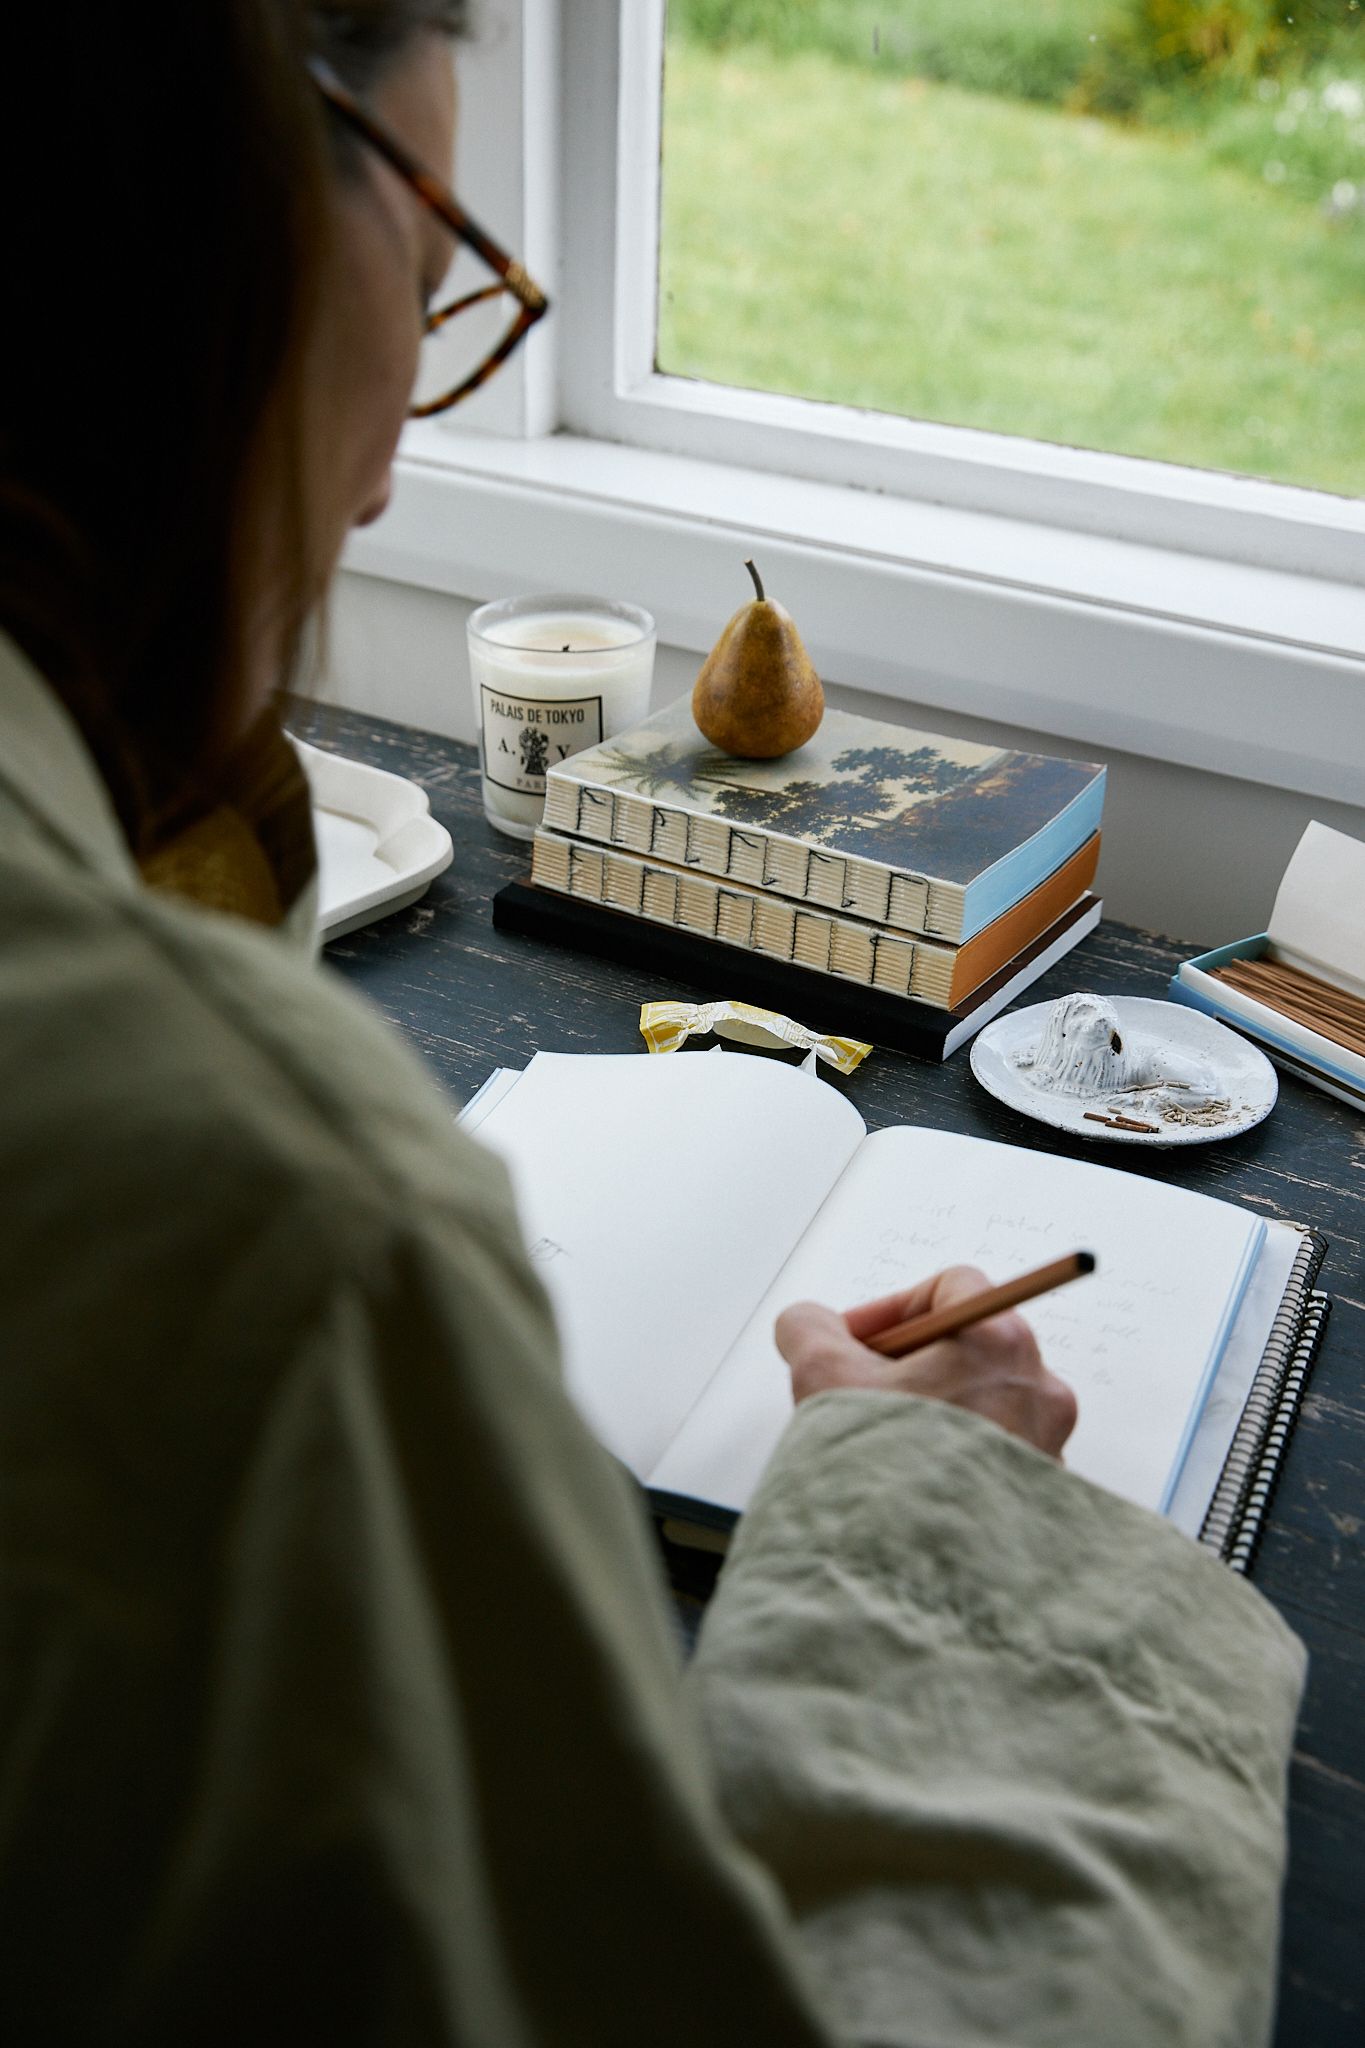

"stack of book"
[493,698,1106,1058]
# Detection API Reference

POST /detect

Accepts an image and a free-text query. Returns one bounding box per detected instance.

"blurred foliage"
[1197,68,1365,213]
[670,1,1364,112]
[668,0,1365,211]
[670,1,1109,105]
[1077,2,1363,114]
[1075,3,1365,217]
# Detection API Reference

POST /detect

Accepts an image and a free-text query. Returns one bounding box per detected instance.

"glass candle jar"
[467,593,656,839]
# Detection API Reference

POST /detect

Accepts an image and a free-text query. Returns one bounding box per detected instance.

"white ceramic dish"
[293,737,453,941]
[970,994,1278,1147]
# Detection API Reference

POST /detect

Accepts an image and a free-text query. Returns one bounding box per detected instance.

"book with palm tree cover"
[541,698,1106,944]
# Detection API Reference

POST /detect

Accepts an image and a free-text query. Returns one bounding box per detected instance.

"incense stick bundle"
[1210,956,1365,1060]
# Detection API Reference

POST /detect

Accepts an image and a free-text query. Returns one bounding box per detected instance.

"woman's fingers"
[776,1300,891,1400]
[776,1268,1079,1461]
[841,1265,991,1343]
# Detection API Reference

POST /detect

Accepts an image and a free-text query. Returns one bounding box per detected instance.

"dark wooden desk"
[310,704,1364,2048]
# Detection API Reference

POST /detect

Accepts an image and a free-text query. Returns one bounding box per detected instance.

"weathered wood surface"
[306,703,1364,2048]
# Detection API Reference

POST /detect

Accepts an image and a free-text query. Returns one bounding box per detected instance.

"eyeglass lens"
[411,238,526,415]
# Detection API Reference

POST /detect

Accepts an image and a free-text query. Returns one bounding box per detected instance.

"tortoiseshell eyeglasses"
[308,56,550,417]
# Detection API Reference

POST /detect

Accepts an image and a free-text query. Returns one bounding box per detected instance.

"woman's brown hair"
[0,2,466,856]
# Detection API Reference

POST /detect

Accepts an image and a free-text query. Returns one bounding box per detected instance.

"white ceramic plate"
[293,737,454,941]
[970,994,1278,1147]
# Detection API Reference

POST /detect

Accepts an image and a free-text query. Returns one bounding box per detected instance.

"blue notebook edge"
[1158,1216,1266,1516]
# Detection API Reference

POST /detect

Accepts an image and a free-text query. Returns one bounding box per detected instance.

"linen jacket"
[0,633,1305,2046]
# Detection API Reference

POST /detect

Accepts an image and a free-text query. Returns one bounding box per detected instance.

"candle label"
[480,686,606,794]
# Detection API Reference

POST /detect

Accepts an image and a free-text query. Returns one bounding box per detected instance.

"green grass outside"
[657,40,1365,493]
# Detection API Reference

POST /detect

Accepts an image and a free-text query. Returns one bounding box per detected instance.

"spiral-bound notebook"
[464,1052,1329,1573]
[1197,1230,1328,1571]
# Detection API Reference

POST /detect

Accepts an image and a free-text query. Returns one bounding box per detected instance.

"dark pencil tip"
[1076,1251,1097,1274]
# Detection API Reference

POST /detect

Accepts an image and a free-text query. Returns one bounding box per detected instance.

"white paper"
[456,1067,521,1134]
[650,1124,1263,1517]
[474,1051,865,1475]
[1268,820,1365,999]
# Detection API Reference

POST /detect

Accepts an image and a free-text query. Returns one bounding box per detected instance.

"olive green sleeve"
[114,1196,841,2048]
[688,1390,1306,2048]
[125,1206,1303,2048]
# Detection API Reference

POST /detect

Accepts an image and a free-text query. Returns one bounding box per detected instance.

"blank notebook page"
[476,1050,865,1476]
[650,1125,1265,1515]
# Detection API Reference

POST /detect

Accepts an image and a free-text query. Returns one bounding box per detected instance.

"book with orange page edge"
[491,883,1102,1061]
[529,829,1101,1013]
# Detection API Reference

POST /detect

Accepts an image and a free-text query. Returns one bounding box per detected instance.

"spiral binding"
[1199,1228,1329,1573]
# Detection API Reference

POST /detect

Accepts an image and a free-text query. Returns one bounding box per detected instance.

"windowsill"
[343,421,1365,807]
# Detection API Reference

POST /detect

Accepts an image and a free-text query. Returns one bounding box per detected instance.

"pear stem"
[744,558,765,604]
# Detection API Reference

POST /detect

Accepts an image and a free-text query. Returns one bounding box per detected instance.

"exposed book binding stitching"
[531,828,1100,1011]
[543,776,948,934]
[534,827,946,1002]
[542,702,1105,945]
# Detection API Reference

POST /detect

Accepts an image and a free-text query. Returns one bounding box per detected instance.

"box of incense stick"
[1170,823,1365,1113]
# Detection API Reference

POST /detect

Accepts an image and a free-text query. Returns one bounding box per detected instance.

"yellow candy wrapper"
[639,999,871,1075]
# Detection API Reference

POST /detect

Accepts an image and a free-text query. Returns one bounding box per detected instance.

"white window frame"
[560,0,1365,582]
[344,0,1365,810]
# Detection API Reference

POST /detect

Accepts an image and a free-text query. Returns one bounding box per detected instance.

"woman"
[0,6,1303,2043]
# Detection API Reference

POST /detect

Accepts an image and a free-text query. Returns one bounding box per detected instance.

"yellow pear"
[691,560,824,759]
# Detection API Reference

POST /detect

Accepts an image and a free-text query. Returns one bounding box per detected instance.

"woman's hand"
[775,1265,1078,1460]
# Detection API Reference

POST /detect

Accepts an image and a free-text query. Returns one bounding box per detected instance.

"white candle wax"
[467,595,655,838]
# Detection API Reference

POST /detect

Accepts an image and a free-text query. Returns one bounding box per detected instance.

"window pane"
[658,2,1365,495]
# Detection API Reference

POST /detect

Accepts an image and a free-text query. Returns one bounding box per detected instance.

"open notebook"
[464,1052,1326,1567]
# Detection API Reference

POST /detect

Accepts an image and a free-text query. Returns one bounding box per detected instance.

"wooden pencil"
[864,1251,1096,1359]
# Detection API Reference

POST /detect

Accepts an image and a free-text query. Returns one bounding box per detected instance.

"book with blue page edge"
[540,697,1105,945]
